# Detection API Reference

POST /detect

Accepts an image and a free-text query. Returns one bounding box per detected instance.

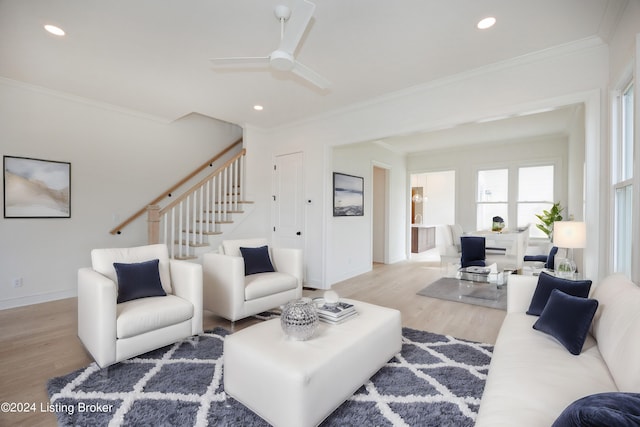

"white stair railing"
[148,149,247,259]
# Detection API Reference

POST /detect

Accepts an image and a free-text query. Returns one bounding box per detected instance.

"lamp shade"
[553,221,586,248]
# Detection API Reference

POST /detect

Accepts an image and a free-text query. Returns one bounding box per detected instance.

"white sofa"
[476,273,640,426]
[202,238,303,322]
[78,244,203,368]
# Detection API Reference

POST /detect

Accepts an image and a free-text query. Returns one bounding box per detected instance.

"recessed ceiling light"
[253,105,264,111]
[44,24,65,36]
[477,17,496,30]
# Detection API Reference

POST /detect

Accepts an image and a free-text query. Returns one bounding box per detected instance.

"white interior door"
[273,152,304,250]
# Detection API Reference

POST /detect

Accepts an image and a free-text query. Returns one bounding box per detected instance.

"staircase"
[151,149,251,259]
[111,139,253,259]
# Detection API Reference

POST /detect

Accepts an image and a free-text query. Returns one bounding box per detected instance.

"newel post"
[147,204,161,245]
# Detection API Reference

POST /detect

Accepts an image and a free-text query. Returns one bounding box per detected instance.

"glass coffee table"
[457,264,509,301]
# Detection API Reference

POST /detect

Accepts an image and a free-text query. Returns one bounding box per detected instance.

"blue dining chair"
[460,236,486,268]
[524,246,558,270]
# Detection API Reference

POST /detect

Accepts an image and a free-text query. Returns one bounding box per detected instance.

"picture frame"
[333,172,364,216]
[3,156,71,218]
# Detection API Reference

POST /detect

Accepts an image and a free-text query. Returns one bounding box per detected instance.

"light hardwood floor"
[0,260,505,426]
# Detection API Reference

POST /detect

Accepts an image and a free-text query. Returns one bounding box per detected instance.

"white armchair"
[77,244,203,368]
[202,238,303,322]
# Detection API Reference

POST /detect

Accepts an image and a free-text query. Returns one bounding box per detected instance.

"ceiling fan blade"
[291,60,330,89]
[210,56,270,67]
[278,0,315,54]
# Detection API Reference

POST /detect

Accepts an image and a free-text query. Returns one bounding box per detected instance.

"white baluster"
[238,155,244,206]
[161,211,167,255]
[177,202,184,258]
[223,166,228,222]
[231,159,237,212]
[192,192,197,246]
[170,207,176,259]
[204,179,210,235]
[212,175,217,230]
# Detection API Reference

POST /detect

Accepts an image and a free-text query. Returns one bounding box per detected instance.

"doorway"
[410,170,456,226]
[372,165,389,264]
[409,170,456,262]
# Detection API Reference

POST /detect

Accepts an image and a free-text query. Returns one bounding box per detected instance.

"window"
[476,169,508,230]
[613,82,634,277]
[476,165,555,236]
[518,165,555,238]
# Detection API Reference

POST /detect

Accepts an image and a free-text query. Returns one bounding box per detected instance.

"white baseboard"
[0,289,77,310]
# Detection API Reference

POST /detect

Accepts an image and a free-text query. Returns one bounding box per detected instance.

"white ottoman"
[223,299,402,427]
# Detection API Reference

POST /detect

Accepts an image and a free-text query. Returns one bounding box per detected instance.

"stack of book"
[314,299,358,324]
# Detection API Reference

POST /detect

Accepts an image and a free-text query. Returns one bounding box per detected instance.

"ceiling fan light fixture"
[477,17,496,30]
[44,24,65,36]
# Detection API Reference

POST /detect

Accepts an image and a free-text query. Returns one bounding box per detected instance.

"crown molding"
[0,76,172,124]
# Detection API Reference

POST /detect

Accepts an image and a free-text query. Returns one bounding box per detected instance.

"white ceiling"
[0,0,626,137]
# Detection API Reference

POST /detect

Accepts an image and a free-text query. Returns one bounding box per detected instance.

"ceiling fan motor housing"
[270,50,295,71]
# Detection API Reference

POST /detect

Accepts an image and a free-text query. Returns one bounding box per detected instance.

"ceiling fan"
[210,0,330,89]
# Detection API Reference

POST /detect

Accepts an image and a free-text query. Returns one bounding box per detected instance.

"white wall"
[329,143,406,285]
[0,79,242,309]
[247,37,609,286]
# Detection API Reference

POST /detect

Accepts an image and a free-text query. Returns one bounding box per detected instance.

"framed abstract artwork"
[3,156,71,218]
[333,172,364,216]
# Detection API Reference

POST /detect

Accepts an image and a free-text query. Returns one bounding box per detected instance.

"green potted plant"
[535,202,563,240]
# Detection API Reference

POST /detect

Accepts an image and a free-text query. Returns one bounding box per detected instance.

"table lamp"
[553,221,586,278]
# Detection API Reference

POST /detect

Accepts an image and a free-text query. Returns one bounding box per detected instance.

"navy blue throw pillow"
[533,289,598,355]
[552,392,640,427]
[527,272,592,316]
[113,259,166,303]
[240,245,275,276]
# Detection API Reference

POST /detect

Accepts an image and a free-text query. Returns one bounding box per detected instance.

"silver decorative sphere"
[280,298,319,341]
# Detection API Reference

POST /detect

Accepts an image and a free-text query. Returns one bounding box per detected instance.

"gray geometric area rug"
[47,327,493,426]
[417,277,507,311]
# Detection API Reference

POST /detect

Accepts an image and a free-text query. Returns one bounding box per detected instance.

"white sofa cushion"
[91,244,173,294]
[477,313,617,427]
[116,295,194,339]
[221,238,268,257]
[245,272,298,301]
[591,274,640,392]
